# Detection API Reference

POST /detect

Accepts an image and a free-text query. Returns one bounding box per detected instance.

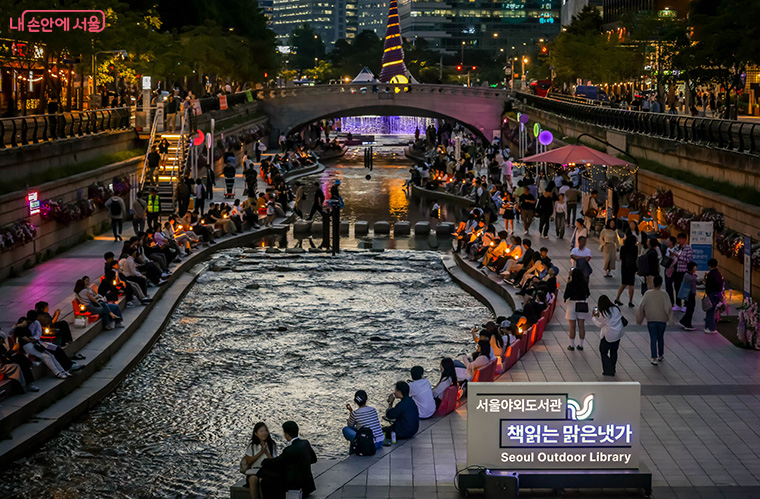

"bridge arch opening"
[286,105,492,142]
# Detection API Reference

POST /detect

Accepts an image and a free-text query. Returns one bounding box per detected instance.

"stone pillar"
[374,221,391,235]
[355,221,369,236]
[414,221,430,236]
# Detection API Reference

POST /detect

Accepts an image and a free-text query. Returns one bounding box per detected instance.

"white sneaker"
[126,301,136,308]
[650,358,658,365]
[706,330,719,334]
[704,327,712,333]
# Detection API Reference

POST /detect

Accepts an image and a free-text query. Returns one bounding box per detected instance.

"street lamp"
[522,57,529,86]
[461,41,466,65]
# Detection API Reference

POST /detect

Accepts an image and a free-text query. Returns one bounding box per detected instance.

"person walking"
[131,191,147,234]
[430,200,440,228]
[581,189,599,232]
[615,234,639,308]
[591,295,625,376]
[308,182,325,221]
[703,258,724,334]
[554,193,567,239]
[564,184,579,225]
[536,190,554,239]
[146,145,161,184]
[195,178,207,215]
[104,193,126,242]
[147,188,161,231]
[564,267,590,351]
[599,219,619,278]
[518,186,536,235]
[672,232,692,311]
[678,261,698,331]
[176,177,191,216]
[165,96,177,132]
[636,275,673,365]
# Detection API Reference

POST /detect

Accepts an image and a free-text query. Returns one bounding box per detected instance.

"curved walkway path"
[0,155,324,464]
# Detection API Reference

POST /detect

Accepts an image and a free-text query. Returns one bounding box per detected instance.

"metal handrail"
[0,107,132,149]
[169,106,191,184]
[139,107,161,190]
[518,92,760,156]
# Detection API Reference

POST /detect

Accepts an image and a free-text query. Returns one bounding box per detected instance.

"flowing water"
[0,139,490,498]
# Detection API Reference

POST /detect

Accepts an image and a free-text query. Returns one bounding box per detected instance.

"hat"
[334,180,342,185]
[500,320,511,329]
[354,390,367,405]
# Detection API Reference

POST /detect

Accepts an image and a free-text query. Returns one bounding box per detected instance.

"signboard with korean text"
[467,382,641,470]
[690,221,714,272]
[219,94,228,110]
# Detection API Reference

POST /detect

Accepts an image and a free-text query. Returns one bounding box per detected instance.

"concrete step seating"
[292,220,454,239]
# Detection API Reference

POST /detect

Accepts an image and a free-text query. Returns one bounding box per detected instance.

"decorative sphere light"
[519,113,530,124]
[538,130,553,146]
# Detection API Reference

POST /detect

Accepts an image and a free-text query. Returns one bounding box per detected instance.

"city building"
[397,0,561,56]
[258,0,274,27]
[358,0,388,38]
[561,0,603,26]
[272,0,358,46]
[602,0,690,25]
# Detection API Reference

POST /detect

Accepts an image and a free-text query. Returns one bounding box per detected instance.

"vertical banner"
[219,94,228,110]
[245,89,253,102]
[690,221,714,272]
[744,235,752,299]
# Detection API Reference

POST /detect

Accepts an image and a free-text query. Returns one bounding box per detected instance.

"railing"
[518,92,760,156]
[0,107,131,149]
[255,83,511,101]
[139,107,161,190]
[170,107,191,184]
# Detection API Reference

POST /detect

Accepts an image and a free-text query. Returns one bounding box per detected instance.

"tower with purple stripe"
[379,0,409,83]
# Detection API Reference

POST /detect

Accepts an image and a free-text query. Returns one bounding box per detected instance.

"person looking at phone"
[342,390,384,451]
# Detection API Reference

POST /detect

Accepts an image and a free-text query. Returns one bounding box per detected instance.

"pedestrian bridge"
[255,84,510,139]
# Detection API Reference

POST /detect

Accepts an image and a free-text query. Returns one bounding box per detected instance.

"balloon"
[539,130,554,146]
[519,113,530,124]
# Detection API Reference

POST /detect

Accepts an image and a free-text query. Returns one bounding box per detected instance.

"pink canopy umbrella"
[519,144,635,167]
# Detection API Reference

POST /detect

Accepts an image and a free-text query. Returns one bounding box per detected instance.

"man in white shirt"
[408,366,436,419]
[570,236,593,283]
[500,158,513,187]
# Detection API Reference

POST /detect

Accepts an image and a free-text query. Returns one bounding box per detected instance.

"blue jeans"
[88,302,122,326]
[647,321,666,359]
[705,293,721,331]
[342,426,383,451]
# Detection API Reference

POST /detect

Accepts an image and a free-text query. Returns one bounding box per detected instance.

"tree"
[679,0,760,119]
[329,31,383,77]
[289,24,326,72]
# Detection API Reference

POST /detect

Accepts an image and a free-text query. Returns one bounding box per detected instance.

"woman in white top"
[553,193,567,239]
[591,295,625,377]
[459,340,492,381]
[570,218,587,250]
[432,358,458,403]
[242,422,278,499]
[74,277,123,330]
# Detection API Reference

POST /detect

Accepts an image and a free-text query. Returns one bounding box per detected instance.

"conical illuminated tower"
[379,0,409,83]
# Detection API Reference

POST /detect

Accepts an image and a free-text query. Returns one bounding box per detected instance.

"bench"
[433,384,460,417]
[472,358,497,382]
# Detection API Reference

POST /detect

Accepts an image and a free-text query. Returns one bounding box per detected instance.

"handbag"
[575,301,589,313]
[660,255,674,268]
[74,316,88,328]
[701,294,714,312]
[677,280,691,302]
[621,316,629,327]
[239,456,252,474]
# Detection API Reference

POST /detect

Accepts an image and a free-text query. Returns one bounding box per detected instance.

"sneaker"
[679,306,687,312]
[650,359,658,365]
[614,300,623,306]
[72,354,86,360]
[382,438,392,447]
[56,372,69,379]
[28,384,40,392]
[70,363,85,372]
[672,305,681,311]
[161,273,171,278]
[706,330,719,334]
[681,325,696,331]
[658,356,664,361]
[126,301,136,308]
[704,327,712,333]
[567,345,575,351]
[141,298,153,304]
[628,303,635,308]
[114,321,125,328]
[577,345,584,351]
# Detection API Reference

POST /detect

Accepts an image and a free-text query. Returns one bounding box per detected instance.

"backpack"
[110,199,122,217]
[351,427,377,456]
[636,254,650,276]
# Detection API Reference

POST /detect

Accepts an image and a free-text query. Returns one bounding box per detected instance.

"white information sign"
[467,382,641,470]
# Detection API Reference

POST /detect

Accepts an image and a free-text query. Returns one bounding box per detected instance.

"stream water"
[0,139,490,498]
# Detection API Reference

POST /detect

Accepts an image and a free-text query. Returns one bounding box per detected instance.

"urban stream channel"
[0,137,491,498]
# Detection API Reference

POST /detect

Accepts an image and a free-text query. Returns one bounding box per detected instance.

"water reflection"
[0,251,488,498]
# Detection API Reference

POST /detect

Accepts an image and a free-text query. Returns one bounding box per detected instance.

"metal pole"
[321,206,331,249]
[332,204,340,256]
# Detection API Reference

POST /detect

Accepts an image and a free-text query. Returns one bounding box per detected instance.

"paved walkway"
[0,159,271,332]
[318,178,760,499]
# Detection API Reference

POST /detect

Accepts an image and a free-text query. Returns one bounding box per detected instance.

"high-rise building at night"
[258,0,274,27]
[397,0,561,55]
[560,0,603,26]
[272,0,359,46]
[358,0,388,38]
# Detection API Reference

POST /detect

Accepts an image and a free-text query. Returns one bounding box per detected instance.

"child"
[265,198,275,226]
[430,200,440,227]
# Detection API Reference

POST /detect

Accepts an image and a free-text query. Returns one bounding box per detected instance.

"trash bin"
[485,470,519,498]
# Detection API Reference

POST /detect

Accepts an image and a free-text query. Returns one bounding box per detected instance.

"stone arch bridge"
[256,84,510,140]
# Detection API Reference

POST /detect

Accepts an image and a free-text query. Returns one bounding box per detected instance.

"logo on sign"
[567,394,594,421]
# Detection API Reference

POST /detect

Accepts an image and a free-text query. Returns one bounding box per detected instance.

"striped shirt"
[676,245,693,272]
[347,406,384,444]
